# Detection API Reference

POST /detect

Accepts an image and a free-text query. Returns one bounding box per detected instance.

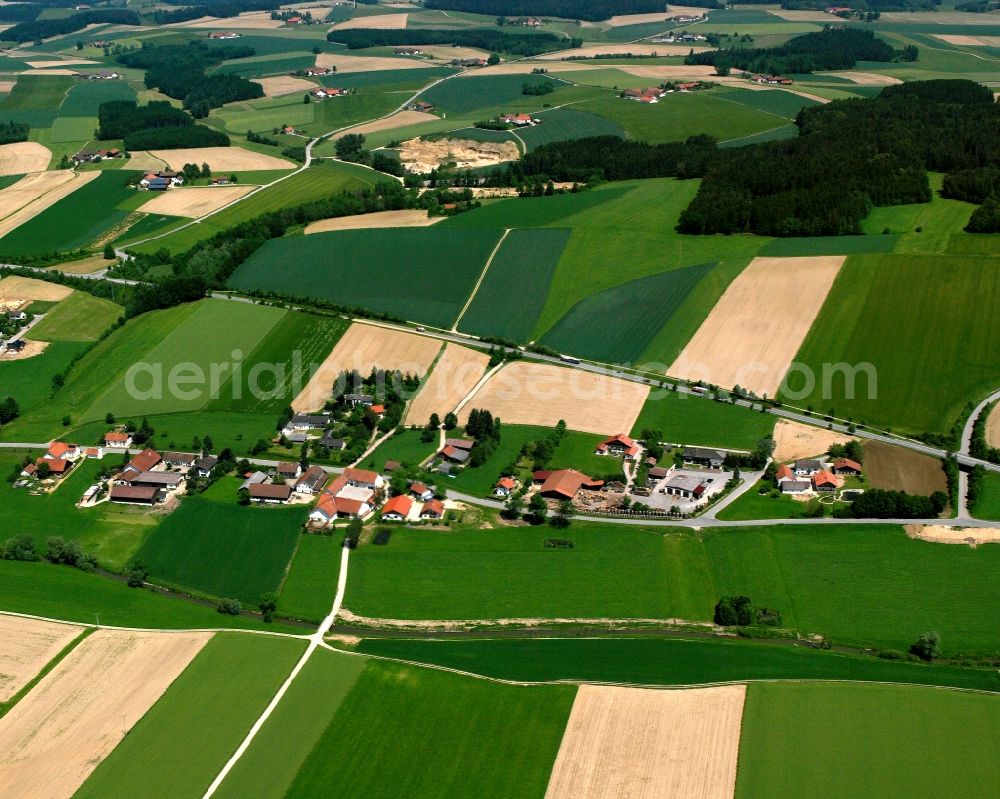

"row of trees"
[423,0,680,21]
[679,80,1000,236]
[328,27,579,56]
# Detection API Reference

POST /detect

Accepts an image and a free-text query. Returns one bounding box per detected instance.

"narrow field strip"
[0,615,84,702]
[545,684,746,799]
[451,227,510,331]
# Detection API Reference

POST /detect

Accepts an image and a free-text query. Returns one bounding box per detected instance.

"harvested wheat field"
[669,256,844,397]
[139,185,255,218]
[0,629,210,799]
[545,684,745,799]
[617,64,721,79]
[933,34,1000,46]
[48,253,114,275]
[864,440,947,496]
[459,361,648,436]
[405,342,490,424]
[0,170,98,238]
[399,137,519,174]
[293,322,442,412]
[305,208,441,234]
[315,53,432,73]
[331,109,437,140]
[772,419,852,463]
[819,71,902,85]
[253,75,317,97]
[906,524,1000,548]
[328,12,407,29]
[26,58,97,68]
[0,275,73,302]
[0,615,84,702]
[986,403,1000,449]
[0,141,50,175]
[138,147,295,172]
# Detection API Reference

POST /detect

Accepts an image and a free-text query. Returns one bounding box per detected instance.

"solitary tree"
[258,592,278,623]
[103,243,115,260]
[910,631,941,661]
[551,499,574,528]
[528,493,547,524]
[443,412,458,431]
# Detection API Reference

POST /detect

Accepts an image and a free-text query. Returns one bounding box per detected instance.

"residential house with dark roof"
[683,447,727,469]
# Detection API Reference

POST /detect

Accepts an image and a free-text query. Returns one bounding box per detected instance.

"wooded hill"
[422,0,699,21]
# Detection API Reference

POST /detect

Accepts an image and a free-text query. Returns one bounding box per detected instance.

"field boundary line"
[320,646,1000,696]
[201,544,351,799]
[451,227,511,332]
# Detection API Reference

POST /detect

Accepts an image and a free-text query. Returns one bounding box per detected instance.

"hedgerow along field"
[0,170,140,258]
[457,227,570,341]
[229,227,505,329]
[343,522,1000,653]
[75,634,306,799]
[282,656,574,799]
[784,253,1000,435]
[352,637,1000,692]
[136,478,306,604]
[736,683,1000,798]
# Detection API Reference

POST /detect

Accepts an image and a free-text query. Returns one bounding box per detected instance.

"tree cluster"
[1,534,37,561]
[119,42,262,115]
[328,27,579,56]
[5,8,139,42]
[45,536,97,572]
[423,0,675,21]
[679,80,1000,236]
[465,408,502,467]
[685,27,897,74]
[125,275,208,318]
[522,80,554,96]
[0,4,42,23]
[98,100,192,140]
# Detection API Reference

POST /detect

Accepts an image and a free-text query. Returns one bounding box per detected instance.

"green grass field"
[278,534,343,621]
[229,228,503,328]
[420,73,562,115]
[532,180,770,338]
[137,478,306,604]
[714,86,821,119]
[0,74,71,127]
[283,657,574,799]
[444,184,633,230]
[784,253,1000,435]
[579,92,788,144]
[76,634,306,799]
[0,454,156,570]
[737,683,1000,798]
[0,340,89,415]
[457,227,570,341]
[0,558,301,631]
[344,522,1000,653]
[50,115,97,143]
[0,171,140,258]
[630,390,775,450]
[59,79,136,115]
[359,428,438,471]
[716,480,817,520]
[353,637,1000,692]
[213,647,366,799]
[27,291,122,342]
[972,471,1000,521]
[519,106,624,150]
[70,299,286,422]
[540,261,716,364]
